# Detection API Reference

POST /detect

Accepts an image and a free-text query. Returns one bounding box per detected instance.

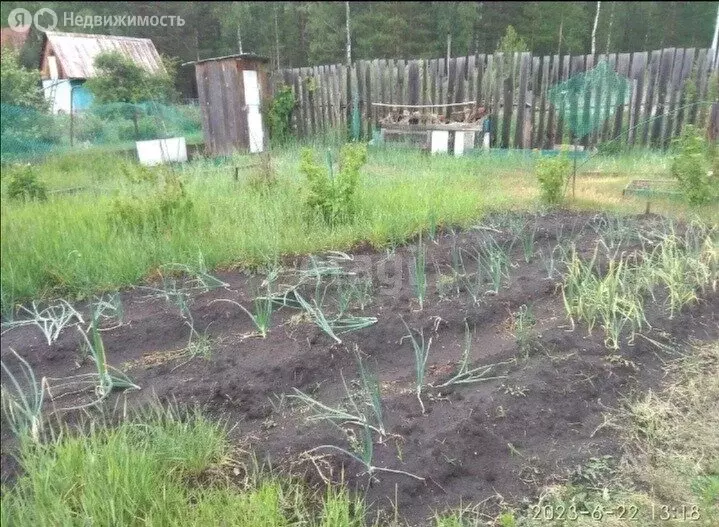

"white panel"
[48,56,58,80]
[242,70,260,106]
[242,69,264,152]
[453,131,465,157]
[43,79,72,114]
[430,130,449,154]
[247,110,264,153]
[464,131,476,150]
[136,137,188,166]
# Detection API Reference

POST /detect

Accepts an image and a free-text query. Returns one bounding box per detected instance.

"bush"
[109,170,195,233]
[596,140,623,156]
[671,125,715,206]
[300,143,367,226]
[536,155,570,205]
[267,85,295,145]
[6,165,48,202]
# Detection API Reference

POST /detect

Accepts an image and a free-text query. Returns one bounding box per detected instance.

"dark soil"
[2,210,717,526]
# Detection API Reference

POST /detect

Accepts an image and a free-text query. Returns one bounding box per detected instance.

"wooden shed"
[190,54,270,156]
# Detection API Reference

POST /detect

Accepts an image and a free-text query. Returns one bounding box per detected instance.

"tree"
[0,47,47,111]
[497,25,528,55]
[85,51,176,104]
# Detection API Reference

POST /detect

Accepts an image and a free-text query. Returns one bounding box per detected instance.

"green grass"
[1,146,716,311]
[0,407,366,527]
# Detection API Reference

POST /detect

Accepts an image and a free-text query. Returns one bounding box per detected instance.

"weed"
[6,164,47,202]
[671,125,716,205]
[512,304,536,358]
[536,155,570,205]
[301,143,367,226]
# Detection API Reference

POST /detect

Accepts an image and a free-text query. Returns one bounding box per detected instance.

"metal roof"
[43,31,164,79]
[183,53,270,66]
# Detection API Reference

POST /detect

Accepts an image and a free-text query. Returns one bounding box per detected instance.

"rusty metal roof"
[43,31,164,79]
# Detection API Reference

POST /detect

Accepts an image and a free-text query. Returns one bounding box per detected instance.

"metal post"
[70,85,76,147]
[573,138,578,198]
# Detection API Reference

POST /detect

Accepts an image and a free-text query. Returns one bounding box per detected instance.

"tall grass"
[1,147,530,308]
[0,406,367,526]
[2,147,716,309]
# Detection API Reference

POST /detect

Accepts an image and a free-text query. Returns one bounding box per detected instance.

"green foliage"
[300,143,367,226]
[0,48,47,111]
[1,408,348,525]
[85,51,176,105]
[596,140,623,156]
[110,169,196,233]
[267,85,295,145]
[671,125,715,206]
[6,165,48,202]
[496,25,528,55]
[536,155,570,205]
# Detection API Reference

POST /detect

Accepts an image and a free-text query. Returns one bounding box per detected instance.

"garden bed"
[1,210,717,525]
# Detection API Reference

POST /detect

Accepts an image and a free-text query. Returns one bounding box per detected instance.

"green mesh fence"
[548,60,632,140]
[0,101,202,163]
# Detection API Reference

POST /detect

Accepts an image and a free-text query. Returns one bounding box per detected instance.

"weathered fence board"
[271,47,717,149]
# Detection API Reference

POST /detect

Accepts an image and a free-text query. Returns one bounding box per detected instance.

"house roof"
[1,26,30,51]
[42,31,164,79]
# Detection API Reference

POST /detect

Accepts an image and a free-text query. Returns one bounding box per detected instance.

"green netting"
[0,101,202,164]
[548,60,631,139]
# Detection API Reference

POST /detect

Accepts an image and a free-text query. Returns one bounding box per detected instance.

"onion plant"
[79,318,139,402]
[294,291,377,344]
[1,349,45,442]
[303,424,424,482]
[2,300,84,345]
[209,296,272,338]
[291,346,385,436]
[432,321,508,388]
[482,237,510,294]
[410,237,427,309]
[400,317,431,414]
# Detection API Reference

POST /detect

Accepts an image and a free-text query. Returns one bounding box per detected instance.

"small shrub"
[6,165,47,202]
[536,155,570,205]
[671,125,715,206]
[109,170,195,233]
[300,143,367,226]
[596,140,623,156]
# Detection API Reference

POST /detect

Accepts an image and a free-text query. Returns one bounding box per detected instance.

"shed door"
[242,70,264,153]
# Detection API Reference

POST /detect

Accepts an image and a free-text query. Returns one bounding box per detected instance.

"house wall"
[42,79,71,114]
[42,79,93,114]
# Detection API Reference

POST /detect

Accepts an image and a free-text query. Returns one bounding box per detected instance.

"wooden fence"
[271,47,718,149]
